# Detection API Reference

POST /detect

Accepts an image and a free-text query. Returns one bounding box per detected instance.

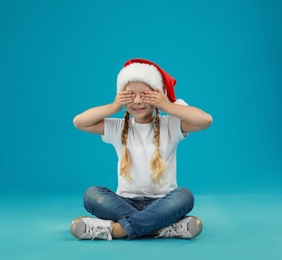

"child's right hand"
[113,90,135,111]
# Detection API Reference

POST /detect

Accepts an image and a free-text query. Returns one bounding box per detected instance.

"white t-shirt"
[102,116,187,198]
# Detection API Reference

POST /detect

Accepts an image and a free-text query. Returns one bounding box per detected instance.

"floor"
[1,191,281,260]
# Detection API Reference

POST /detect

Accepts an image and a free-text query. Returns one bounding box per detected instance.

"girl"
[70,58,212,241]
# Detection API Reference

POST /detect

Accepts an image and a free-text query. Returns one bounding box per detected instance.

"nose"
[133,94,143,104]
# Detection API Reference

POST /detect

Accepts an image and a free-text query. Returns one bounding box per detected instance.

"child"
[70,58,212,241]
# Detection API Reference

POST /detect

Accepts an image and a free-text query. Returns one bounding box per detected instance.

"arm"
[142,90,212,133]
[73,90,135,135]
[163,103,212,132]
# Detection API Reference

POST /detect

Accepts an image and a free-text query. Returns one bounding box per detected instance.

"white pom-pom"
[174,99,188,106]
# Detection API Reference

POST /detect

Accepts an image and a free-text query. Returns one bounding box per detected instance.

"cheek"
[125,103,134,111]
[147,105,155,112]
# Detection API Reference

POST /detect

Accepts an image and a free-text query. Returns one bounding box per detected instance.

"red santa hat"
[117,58,187,105]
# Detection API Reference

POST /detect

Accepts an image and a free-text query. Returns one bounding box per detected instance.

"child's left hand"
[141,89,170,111]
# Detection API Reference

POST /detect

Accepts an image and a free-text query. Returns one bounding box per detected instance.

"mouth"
[132,107,146,112]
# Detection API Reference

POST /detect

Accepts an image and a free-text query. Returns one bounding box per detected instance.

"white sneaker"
[70,216,114,241]
[156,216,203,239]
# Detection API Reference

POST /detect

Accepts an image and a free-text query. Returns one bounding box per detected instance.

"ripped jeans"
[83,186,194,239]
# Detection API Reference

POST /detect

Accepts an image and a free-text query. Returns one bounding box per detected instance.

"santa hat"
[117,58,188,105]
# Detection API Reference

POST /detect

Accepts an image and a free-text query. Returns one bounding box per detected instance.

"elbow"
[73,115,80,129]
[199,113,212,130]
[205,114,213,128]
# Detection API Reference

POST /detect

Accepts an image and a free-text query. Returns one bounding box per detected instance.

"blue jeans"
[83,186,195,239]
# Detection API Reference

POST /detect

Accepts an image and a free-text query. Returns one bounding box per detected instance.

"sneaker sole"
[70,216,89,239]
[188,216,203,239]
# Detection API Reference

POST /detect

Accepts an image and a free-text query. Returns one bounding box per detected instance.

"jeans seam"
[134,205,190,234]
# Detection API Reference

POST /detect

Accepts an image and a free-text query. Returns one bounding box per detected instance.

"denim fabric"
[83,186,194,239]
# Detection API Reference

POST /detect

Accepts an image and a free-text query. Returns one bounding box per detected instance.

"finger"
[142,96,157,103]
[142,96,155,104]
[142,93,154,99]
[120,92,135,99]
[121,90,133,94]
[121,96,134,104]
[124,99,133,104]
[144,90,155,95]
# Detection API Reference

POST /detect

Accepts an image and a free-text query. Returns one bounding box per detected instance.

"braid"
[154,108,161,147]
[151,108,165,184]
[120,111,132,181]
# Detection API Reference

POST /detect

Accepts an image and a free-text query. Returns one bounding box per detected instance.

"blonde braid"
[151,108,165,184]
[120,111,132,181]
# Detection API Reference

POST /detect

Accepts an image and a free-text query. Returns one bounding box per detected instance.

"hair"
[120,108,165,184]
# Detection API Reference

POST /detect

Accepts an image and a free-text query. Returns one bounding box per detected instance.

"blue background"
[0,0,281,259]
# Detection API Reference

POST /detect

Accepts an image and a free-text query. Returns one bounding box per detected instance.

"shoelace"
[155,226,178,238]
[86,224,112,241]
[156,221,191,238]
[171,222,185,232]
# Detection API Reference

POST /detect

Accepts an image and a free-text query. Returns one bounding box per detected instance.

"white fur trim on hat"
[117,63,164,93]
[174,99,189,106]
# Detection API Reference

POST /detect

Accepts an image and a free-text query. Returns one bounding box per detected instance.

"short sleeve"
[165,116,188,144]
[102,118,123,144]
